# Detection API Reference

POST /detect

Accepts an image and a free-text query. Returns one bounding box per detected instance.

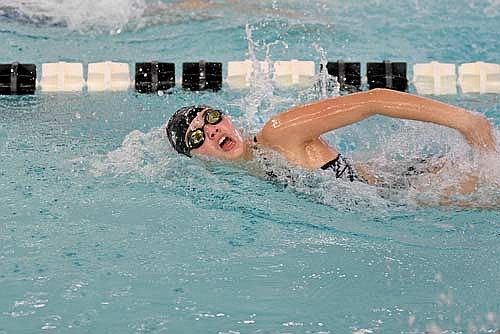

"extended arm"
[259,88,497,153]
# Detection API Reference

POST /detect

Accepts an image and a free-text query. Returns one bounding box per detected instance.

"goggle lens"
[186,109,223,150]
[205,109,222,125]
[189,129,204,147]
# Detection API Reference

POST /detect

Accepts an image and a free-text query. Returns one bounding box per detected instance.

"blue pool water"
[0,1,499,333]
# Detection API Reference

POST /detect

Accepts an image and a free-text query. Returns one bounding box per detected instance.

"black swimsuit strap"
[321,154,359,182]
[320,155,341,170]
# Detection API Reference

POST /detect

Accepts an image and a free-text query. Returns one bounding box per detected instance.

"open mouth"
[219,136,236,151]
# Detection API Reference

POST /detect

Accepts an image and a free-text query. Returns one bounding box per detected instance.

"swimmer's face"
[186,110,247,160]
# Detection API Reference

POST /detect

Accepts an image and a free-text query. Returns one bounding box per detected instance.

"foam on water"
[0,0,147,32]
[0,0,332,33]
[2,0,499,35]
[484,0,500,16]
[90,127,172,180]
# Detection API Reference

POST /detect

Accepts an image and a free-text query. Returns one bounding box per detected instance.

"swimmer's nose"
[205,125,220,139]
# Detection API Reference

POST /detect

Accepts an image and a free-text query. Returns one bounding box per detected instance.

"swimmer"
[166,88,498,196]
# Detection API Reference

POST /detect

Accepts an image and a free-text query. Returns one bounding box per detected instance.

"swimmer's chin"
[192,141,252,161]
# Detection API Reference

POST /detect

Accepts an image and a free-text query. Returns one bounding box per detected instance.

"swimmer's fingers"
[464,114,498,154]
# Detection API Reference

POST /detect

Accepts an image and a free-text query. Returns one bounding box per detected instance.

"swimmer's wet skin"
[166,89,498,192]
[167,104,249,161]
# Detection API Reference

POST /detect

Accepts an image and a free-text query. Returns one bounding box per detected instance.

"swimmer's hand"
[463,113,498,154]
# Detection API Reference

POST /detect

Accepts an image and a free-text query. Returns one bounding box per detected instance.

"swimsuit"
[253,136,364,182]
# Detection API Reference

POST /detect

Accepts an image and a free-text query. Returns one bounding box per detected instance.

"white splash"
[0,0,147,32]
[90,126,173,180]
[484,0,500,16]
[233,24,292,132]
[312,43,340,99]
[240,24,273,129]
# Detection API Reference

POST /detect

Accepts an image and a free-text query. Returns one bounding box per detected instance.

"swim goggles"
[186,108,223,149]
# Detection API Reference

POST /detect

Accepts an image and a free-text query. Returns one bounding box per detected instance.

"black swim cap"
[166,105,211,157]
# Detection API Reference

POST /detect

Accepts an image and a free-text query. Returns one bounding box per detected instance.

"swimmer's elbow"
[368,87,413,102]
[363,88,413,116]
[343,89,393,117]
[368,88,401,97]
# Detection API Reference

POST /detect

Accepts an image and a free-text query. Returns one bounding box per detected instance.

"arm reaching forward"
[259,88,497,154]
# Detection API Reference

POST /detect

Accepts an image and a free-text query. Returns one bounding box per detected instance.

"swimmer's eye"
[205,109,222,125]
[189,129,205,148]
